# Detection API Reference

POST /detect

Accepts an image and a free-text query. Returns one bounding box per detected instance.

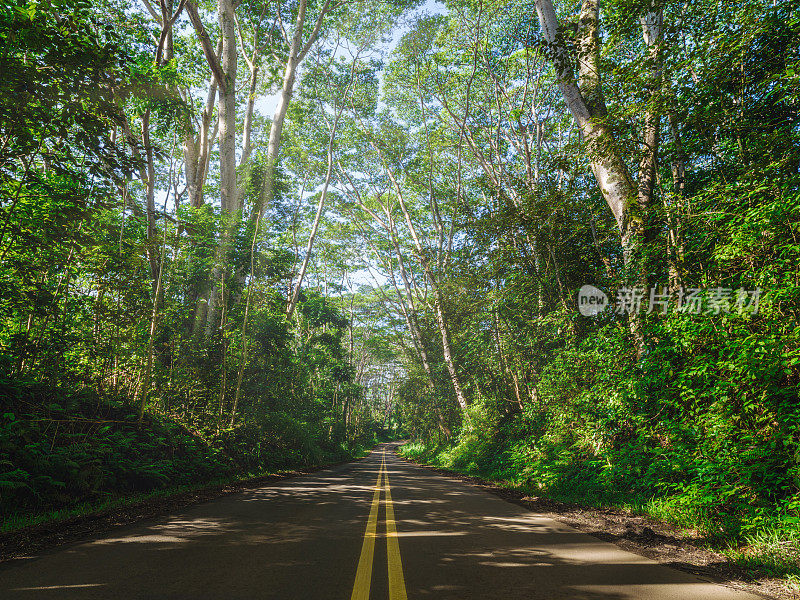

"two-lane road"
[0,444,765,599]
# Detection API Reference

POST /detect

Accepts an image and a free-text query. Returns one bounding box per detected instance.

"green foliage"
[0,379,234,516]
[0,0,386,530]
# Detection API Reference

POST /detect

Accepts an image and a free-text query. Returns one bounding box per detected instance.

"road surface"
[0,443,765,599]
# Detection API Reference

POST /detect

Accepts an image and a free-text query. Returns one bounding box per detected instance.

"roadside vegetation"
[1,378,377,533]
[390,0,800,589]
[0,0,400,531]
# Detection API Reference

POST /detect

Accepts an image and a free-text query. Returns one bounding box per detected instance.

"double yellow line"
[350,451,407,600]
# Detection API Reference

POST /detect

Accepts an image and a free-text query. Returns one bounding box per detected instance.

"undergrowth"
[1,378,373,532]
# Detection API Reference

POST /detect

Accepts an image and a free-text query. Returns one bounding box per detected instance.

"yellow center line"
[350,454,384,600]
[350,449,409,600]
[383,453,408,600]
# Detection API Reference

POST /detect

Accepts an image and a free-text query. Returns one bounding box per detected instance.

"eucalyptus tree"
[368,8,566,420]
[531,0,660,263]
[248,0,419,248]
[284,49,378,319]
[526,0,676,354]
[348,1,621,434]
[226,0,411,422]
[412,1,605,402]
[333,109,473,434]
[246,0,384,228]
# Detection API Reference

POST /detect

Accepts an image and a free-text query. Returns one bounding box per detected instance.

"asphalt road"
[0,443,765,599]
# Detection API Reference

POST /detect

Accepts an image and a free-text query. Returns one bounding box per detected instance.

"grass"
[727,526,800,578]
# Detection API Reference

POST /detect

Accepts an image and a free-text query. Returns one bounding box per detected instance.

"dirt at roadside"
[400,456,792,600]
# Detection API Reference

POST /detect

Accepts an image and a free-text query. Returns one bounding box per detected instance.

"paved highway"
[0,443,764,599]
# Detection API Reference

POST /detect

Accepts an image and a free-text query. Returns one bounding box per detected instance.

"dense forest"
[1,0,799,589]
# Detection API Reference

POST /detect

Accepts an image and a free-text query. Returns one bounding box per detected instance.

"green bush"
[0,380,236,517]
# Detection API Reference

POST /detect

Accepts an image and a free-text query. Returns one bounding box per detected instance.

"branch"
[185,1,227,92]
[155,0,187,64]
[298,0,333,61]
[234,11,254,70]
[141,0,161,23]
[275,4,290,45]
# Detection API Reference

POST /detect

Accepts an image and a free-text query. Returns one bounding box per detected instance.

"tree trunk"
[667,110,686,292]
[383,160,470,415]
[534,0,664,357]
[286,57,357,319]
[250,14,303,226]
[249,0,332,228]
[231,210,261,427]
[141,110,159,293]
[183,79,217,209]
[186,0,238,337]
[431,285,468,413]
[534,0,640,256]
[138,215,167,423]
